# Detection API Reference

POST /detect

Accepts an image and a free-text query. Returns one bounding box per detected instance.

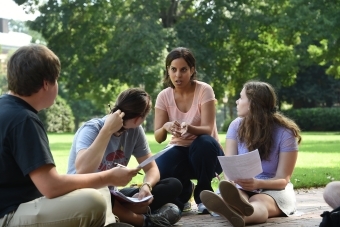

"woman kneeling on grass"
[200,81,301,227]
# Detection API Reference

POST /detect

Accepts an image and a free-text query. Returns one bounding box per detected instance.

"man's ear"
[43,80,49,90]
[133,117,140,124]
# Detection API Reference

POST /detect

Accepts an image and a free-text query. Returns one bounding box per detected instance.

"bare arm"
[223,138,238,180]
[136,153,160,199]
[30,164,141,199]
[137,153,160,187]
[225,138,238,156]
[184,100,216,136]
[257,151,298,190]
[235,151,298,191]
[76,110,124,173]
[154,108,170,143]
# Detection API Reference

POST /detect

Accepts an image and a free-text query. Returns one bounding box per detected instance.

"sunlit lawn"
[49,131,340,189]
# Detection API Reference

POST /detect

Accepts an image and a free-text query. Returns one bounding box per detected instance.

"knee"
[171,177,183,194]
[191,135,220,154]
[164,177,183,195]
[193,135,214,145]
[76,188,107,216]
[323,181,340,208]
[192,135,220,149]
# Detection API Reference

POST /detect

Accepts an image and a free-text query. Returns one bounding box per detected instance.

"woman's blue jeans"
[155,135,224,207]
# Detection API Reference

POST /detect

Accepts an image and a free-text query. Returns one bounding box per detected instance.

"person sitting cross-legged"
[67,88,183,227]
[0,44,141,227]
[200,81,301,227]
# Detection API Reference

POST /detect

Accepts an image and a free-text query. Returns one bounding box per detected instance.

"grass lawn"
[49,131,340,190]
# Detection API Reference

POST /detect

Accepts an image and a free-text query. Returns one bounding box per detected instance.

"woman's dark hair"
[111,88,151,121]
[163,47,197,88]
[238,81,301,160]
[7,44,60,96]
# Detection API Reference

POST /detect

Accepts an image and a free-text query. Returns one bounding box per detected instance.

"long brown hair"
[238,81,301,160]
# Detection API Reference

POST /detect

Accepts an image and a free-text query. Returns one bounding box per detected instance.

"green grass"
[49,132,340,189]
[291,132,340,188]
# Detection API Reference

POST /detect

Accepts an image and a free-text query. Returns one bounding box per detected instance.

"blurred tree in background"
[38,96,75,132]
[9,0,340,131]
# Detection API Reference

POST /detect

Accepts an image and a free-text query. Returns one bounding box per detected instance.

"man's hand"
[137,184,152,200]
[108,167,140,187]
[102,109,125,135]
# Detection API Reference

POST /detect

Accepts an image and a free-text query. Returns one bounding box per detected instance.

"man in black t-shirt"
[0,44,139,227]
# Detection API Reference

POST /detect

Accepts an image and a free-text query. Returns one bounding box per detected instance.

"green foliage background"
[17,0,339,106]
[38,96,75,132]
[283,108,340,131]
[3,0,340,131]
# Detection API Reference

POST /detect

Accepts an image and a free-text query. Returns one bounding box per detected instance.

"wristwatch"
[140,182,152,192]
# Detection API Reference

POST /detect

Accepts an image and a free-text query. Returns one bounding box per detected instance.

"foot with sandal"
[200,180,254,227]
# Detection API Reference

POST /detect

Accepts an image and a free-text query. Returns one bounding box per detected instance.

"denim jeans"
[155,135,224,206]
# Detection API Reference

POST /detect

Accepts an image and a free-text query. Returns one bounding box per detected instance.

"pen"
[114,163,143,175]
[215,172,221,181]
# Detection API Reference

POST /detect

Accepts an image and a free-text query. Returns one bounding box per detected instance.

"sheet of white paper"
[217,149,263,181]
[137,145,175,168]
[110,188,153,203]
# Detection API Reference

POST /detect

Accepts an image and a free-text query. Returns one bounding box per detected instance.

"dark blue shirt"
[0,94,55,218]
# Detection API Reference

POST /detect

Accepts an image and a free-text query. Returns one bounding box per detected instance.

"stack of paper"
[217,149,263,181]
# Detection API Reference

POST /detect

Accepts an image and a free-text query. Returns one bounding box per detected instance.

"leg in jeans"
[148,177,182,211]
[112,178,182,226]
[1,188,106,227]
[155,146,193,208]
[189,135,224,204]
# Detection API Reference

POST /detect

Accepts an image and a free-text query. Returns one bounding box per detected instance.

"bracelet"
[139,182,152,192]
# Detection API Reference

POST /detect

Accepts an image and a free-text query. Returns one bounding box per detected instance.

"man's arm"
[135,154,160,199]
[76,110,124,173]
[30,164,140,199]
[137,153,160,187]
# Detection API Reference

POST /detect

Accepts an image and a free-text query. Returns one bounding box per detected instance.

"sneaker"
[145,203,181,226]
[183,201,192,212]
[197,203,210,214]
[200,190,245,227]
[183,181,195,212]
[219,180,254,216]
